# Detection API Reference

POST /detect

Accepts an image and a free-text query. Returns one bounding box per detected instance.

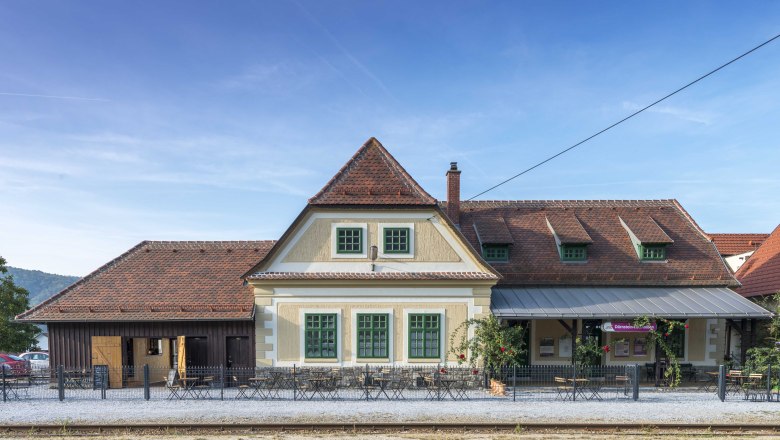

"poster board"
[558,336,572,358]
[634,337,647,356]
[615,339,630,358]
[92,365,108,390]
[539,337,554,357]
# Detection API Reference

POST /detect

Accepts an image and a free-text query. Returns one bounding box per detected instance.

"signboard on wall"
[558,336,572,358]
[601,321,656,332]
[539,337,554,357]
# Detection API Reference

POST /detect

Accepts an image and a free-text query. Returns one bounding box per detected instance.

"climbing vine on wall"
[633,316,687,388]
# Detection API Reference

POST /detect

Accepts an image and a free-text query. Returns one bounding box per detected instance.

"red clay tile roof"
[546,213,593,244]
[442,200,736,287]
[308,137,437,206]
[619,215,674,244]
[735,225,780,298]
[16,241,275,322]
[247,272,498,281]
[709,233,769,256]
[473,217,514,245]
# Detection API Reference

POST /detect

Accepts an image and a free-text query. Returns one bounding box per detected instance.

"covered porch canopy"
[491,286,773,320]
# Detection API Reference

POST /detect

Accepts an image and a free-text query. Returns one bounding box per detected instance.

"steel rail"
[1,422,780,434]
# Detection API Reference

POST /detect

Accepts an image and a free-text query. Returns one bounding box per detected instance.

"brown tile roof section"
[619,215,674,244]
[441,199,736,287]
[709,233,769,256]
[248,272,498,281]
[309,137,437,206]
[473,217,514,245]
[735,225,780,298]
[16,241,275,322]
[546,213,593,244]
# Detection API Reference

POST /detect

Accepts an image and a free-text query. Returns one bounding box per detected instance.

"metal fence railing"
[2,362,777,403]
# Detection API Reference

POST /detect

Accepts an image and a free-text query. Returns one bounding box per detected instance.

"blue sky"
[1,1,779,276]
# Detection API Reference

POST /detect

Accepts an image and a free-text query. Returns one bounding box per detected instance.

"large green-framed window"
[336,228,363,254]
[409,313,440,358]
[357,313,389,358]
[305,314,337,358]
[560,244,587,261]
[639,244,667,261]
[383,227,410,254]
[482,244,509,262]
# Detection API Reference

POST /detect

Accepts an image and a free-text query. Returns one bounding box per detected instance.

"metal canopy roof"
[491,286,773,319]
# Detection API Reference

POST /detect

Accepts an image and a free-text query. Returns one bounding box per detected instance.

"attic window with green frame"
[639,244,667,261]
[560,244,587,261]
[482,244,509,262]
[336,227,363,254]
[383,227,410,254]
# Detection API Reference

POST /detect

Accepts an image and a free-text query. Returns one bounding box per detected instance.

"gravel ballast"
[1,393,779,425]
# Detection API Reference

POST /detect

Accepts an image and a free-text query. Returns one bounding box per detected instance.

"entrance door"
[91,336,122,389]
[226,337,250,369]
[185,337,208,367]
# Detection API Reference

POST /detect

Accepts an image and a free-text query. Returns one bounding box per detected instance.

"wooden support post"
[725,320,732,363]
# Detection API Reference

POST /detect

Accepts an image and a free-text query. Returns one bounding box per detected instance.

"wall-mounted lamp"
[370,245,378,272]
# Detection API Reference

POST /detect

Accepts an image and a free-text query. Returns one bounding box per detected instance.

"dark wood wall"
[48,320,255,369]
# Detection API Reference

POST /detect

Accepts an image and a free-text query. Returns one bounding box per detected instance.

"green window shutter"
[408,313,440,358]
[357,313,389,358]
[383,227,410,253]
[336,228,363,254]
[305,313,337,358]
[482,245,509,262]
[560,244,587,261]
[640,244,666,261]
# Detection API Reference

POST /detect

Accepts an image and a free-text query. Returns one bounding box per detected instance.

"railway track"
[1,423,780,435]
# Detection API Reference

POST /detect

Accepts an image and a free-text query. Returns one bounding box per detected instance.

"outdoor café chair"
[554,377,573,401]
[164,370,182,400]
[727,370,744,394]
[423,375,441,400]
[232,375,251,399]
[743,374,765,401]
[195,375,214,399]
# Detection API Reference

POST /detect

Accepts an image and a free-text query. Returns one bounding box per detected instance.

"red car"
[0,353,31,377]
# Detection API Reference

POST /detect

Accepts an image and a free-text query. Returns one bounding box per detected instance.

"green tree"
[0,256,40,352]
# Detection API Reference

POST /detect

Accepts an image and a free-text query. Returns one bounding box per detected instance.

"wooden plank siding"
[48,321,255,369]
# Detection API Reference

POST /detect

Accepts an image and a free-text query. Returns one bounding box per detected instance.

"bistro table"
[64,370,89,389]
[179,377,199,398]
[438,377,459,400]
[700,371,719,393]
[305,377,331,400]
[248,377,268,399]
[266,371,286,399]
[567,378,590,400]
[371,376,393,400]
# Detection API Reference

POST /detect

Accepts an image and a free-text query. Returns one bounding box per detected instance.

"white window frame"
[378,223,415,258]
[331,223,368,258]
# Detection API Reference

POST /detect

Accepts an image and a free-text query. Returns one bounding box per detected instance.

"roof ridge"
[308,137,436,205]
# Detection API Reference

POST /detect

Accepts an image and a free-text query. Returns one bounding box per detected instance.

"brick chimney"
[446,162,461,225]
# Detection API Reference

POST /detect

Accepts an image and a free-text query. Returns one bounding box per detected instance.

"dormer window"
[482,244,509,262]
[560,244,587,261]
[336,227,363,254]
[640,244,667,261]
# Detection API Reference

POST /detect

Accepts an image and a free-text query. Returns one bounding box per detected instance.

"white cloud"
[622,101,715,125]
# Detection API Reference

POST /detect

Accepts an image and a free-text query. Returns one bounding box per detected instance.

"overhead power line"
[466,32,780,201]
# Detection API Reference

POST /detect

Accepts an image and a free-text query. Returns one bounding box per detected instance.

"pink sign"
[600,321,656,332]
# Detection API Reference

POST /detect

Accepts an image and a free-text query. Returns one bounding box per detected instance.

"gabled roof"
[16,241,275,322]
[619,215,674,244]
[308,137,437,206]
[546,213,593,245]
[709,233,769,256]
[473,217,514,245]
[443,199,736,287]
[735,225,780,298]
